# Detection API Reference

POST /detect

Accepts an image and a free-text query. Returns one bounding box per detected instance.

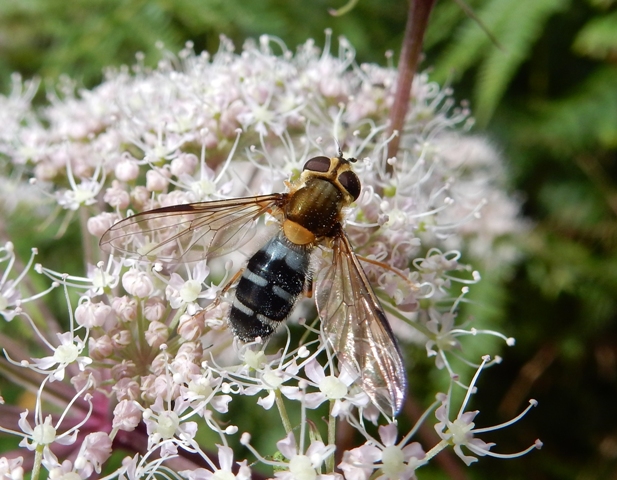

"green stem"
[79,205,94,268]
[326,400,336,472]
[275,389,293,435]
[328,0,359,16]
[32,445,44,480]
[423,438,450,463]
[167,304,186,333]
[136,299,148,357]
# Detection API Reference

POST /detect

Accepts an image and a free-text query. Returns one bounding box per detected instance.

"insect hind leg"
[191,267,245,329]
[355,254,420,293]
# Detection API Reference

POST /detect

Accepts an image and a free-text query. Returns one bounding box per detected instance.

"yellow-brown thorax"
[282,156,360,246]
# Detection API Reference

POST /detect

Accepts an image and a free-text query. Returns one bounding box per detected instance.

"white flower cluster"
[0,34,539,480]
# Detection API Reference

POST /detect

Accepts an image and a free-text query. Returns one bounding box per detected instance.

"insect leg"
[303,273,314,299]
[192,267,245,323]
[219,267,245,295]
[355,254,419,292]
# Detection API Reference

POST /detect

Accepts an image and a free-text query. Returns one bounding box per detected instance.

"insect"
[100,154,407,415]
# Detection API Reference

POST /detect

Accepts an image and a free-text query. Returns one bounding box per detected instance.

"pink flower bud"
[122,270,154,299]
[111,360,137,380]
[111,296,138,321]
[145,321,169,348]
[112,378,141,401]
[111,329,132,349]
[114,158,140,181]
[89,335,114,360]
[146,168,170,192]
[144,296,166,322]
[178,313,204,341]
[75,301,116,328]
[75,432,112,477]
[170,153,198,177]
[130,186,150,210]
[112,399,142,431]
[87,212,118,237]
[103,180,130,209]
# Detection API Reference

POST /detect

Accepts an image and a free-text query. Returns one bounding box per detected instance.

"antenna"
[333,138,344,159]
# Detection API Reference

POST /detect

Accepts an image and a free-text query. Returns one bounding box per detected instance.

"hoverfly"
[100,154,407,415]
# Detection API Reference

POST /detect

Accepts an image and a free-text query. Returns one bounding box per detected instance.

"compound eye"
[338,170,361,200]
[303,156,331,173]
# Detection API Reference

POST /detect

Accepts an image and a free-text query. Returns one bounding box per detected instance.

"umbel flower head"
[0,33,537,479]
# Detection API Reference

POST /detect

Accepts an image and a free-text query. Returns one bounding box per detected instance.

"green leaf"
[573,10,617,60]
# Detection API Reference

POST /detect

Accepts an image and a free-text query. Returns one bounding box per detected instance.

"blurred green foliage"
[0,0,408,90]
[2,0,617,478]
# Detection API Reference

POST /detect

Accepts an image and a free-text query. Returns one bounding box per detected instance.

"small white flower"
[165,262,213,309]
[434,356,542,465]
[55,159,105,211]
[338,423,424,480]
[274,432,336,480]
[338,444,381,480]
[238,358,302,410]
[424,302,515,383]
[143,396,198,457]
[16,411,78,452]
[29,331,92,382]
[180,445,251,480]
[1,244,55,321]
[180,371,232,414]
[0,456,24,480]
[35,260,121,297]
[284,358,367,415]
[375,424,425,480]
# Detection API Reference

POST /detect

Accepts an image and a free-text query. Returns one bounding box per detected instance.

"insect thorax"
[284,178,345,240]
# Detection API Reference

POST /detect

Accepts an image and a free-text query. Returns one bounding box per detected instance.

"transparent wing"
[315,229,407,415]
[99,194,285,263]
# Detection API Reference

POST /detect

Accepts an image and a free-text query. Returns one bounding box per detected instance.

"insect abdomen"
[229,232,311,342]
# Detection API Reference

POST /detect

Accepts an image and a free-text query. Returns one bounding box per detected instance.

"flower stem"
[423,438,450,463]
[275,389,293,435]
[326,401,336,472]
[386,0,437,171]
[32,444,44,480]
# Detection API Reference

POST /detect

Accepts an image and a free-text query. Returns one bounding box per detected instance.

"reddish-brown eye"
[303,156,331,173]
[339,170,361,200]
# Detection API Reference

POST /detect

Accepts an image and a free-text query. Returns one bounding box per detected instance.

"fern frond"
[474,0,568,124]
[424,0,468,48]
[431,0,515,82]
